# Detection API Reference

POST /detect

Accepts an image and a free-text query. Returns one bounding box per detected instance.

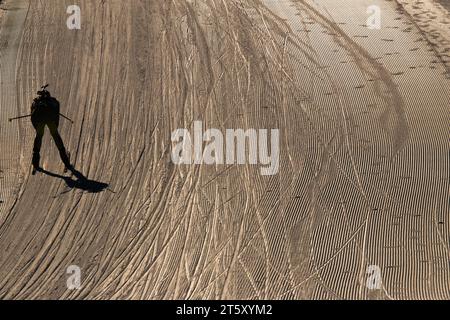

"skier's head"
[37,84,50,98]
[37,90,50,97]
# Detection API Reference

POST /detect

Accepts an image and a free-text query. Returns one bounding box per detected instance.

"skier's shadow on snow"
[37,167,110,194]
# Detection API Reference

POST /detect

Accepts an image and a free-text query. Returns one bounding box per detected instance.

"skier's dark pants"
[32,117,70,169]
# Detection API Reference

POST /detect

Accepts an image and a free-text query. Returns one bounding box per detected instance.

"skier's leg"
[48,122,71,169]
[32,122,45,169]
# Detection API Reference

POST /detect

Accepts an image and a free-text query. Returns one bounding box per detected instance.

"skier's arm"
[51,98,60,114]
[31,99,38,113]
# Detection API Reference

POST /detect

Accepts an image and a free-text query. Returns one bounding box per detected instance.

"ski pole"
[59,113,74,124]
[9,113,74,124]
[8,114,32,122]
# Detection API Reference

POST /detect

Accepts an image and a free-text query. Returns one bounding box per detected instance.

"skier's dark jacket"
[31,93,60,125]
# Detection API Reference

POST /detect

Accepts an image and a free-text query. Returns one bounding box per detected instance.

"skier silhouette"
[31,85,71,174]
